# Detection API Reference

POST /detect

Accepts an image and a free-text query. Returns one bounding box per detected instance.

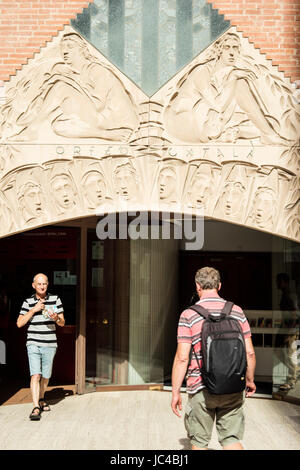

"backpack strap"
[221,301,234,316]
[188,304,210,319]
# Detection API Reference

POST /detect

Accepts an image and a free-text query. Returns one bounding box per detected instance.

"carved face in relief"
[221,181,246,217]
[82,170,106,208]
[114,162,138,201]
[190,171,212,208]
[50,174,76,213]
[19,182,44,222]
[219,36,240,67]
[60,33,87,67]
[250,188,276,228]
[158,167,177,202]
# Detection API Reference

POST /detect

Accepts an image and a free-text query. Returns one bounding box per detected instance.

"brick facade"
[0,0,91,82]
[0,0,299,85]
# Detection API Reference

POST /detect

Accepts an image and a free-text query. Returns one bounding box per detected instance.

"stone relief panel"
[0,26,298,243]
[0,28,142,145]
[159,31,300,146]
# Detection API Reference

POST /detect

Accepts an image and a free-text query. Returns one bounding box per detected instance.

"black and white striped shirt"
[20,293,64,348]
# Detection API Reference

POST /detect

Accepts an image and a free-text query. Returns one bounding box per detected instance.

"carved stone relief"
[44,160,80,218]
[246,166,295,232]
[73,157,113,211]
[213,162,257,223]
[1,30,141,144]
[0,26,299,242]
[161,31,300,146]
[183,160,222,216]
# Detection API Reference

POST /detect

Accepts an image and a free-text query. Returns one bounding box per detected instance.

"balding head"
[33,273,48,284]
[32,273,49,298]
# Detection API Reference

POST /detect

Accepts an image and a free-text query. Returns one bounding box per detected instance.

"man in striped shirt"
[171,266,256,450]
[17,273,65,420]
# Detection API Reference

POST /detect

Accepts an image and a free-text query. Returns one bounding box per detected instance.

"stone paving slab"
[0,391,299,450]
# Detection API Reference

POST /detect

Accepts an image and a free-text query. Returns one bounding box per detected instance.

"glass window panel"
[71,0,230,95]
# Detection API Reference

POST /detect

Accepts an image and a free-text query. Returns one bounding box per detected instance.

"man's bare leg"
[30,374,41,416]
[39,377,50,410]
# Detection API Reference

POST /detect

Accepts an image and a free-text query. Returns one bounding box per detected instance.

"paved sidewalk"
[0,391,299,450]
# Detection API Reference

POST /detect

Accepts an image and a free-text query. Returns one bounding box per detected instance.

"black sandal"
[29,406,42,421]
[39,398,51,412]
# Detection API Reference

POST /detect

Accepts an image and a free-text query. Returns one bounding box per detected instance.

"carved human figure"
[82,169,107,209]
[214,165,249,221]
[113,161,140,202]
[158,166,178,203]
[11,33,139,142]
[49,171,77,216]
[164,32,288,145]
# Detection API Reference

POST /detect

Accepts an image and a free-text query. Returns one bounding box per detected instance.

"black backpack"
[189,301,247,395]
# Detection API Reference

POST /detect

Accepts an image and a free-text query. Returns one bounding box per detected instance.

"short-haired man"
[17,273,65,420]
[171,267,256,450]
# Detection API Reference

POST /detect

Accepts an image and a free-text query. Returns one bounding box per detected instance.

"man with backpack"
[171,266,256,450]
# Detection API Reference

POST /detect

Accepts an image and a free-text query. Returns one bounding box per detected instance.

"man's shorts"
[27,344,57,379]
[184,389,245,448]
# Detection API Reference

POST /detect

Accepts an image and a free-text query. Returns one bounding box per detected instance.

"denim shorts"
[27,344,57,379]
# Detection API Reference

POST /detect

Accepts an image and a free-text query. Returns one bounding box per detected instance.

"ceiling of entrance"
[71,0,230,96]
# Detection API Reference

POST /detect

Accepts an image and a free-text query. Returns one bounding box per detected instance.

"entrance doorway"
[0,227,79,404]
[85,232,130,389]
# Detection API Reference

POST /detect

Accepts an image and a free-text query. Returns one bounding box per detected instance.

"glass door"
[85,230,115,389]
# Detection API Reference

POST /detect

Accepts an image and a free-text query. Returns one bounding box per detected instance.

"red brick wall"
[0,0,299,85]
[0,0,91,82]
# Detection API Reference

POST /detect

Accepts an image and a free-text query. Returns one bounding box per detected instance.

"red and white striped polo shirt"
[177,292,252,394]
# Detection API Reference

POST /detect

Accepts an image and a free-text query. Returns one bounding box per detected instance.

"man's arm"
[245,337,256,397]
[55,312,65,327]
[16,299,45,328]
[50,297,65,327]
[171,342,191,417]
